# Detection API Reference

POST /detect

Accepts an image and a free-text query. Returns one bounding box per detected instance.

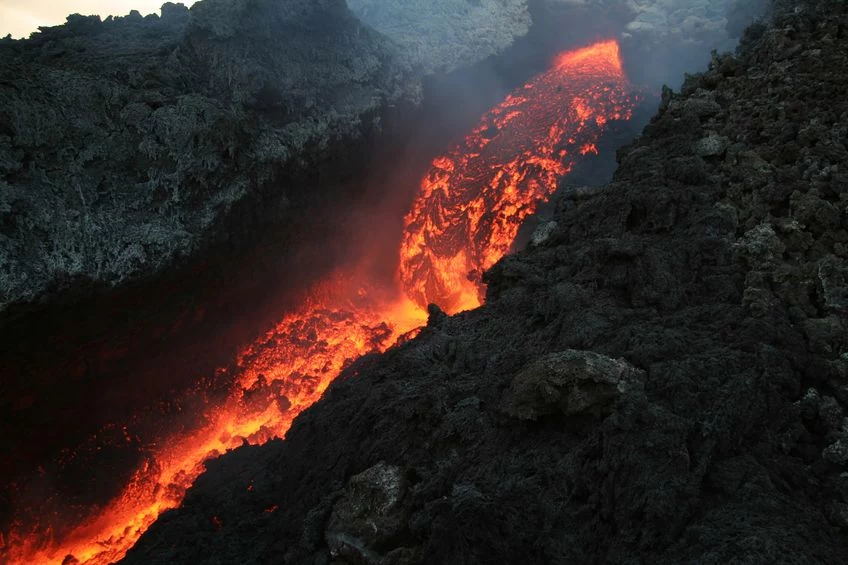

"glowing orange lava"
[400,40,634,313]
[3,40,636,565]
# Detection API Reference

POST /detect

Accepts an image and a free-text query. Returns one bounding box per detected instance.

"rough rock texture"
[120,0,848,563]
[0,0,413,312]
[347,0,532,74]
[325,462,409,562]
[504,350,644,420]
[544,0,770,86]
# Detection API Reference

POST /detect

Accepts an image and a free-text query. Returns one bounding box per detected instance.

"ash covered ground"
[119,0,848,563]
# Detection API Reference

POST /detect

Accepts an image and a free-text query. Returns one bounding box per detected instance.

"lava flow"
[400,39,635,313]
[3,40,636,565]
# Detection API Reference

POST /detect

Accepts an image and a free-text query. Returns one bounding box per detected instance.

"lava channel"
[3,39,637,565]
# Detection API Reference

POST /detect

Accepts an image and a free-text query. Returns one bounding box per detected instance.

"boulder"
[504,350,644,420]
[325,462,410,563]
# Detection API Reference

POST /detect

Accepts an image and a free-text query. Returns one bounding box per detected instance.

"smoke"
[347,0,532,75]
[348,0,769,89]
[615,0,770,88]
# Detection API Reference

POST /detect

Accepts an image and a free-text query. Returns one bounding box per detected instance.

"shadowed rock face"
[119,0,848,563]
[0,0,413,312]
[325,462,409,563]
[503,350,645,420]
[350,0,766,85]
[0,0,558,315]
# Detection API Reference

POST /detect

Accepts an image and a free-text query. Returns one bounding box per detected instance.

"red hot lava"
[400,40,635,313]
[3,40,636,565]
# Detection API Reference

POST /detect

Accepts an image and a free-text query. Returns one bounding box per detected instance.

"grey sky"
[0,1,197,38]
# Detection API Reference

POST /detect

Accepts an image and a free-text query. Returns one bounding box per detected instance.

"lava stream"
[3,39,636,565]
[400,39,635,312]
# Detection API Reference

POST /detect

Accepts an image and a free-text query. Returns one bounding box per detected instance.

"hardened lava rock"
[122,0,848,563]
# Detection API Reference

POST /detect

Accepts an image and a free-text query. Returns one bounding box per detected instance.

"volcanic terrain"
[117,0,848,563]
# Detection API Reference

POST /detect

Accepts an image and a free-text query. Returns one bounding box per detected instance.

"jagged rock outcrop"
[120,0,848,562]
[0,0,417,312]
[325,462,410,563]
[347,0,532,74]
[503,350,644,419]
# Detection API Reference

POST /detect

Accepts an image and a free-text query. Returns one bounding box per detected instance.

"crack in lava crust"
[3,40,636,565]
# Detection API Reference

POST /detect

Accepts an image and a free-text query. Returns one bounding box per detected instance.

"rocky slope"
[0,0,544,315]
[121,0,848,562]
[0,0,416,312]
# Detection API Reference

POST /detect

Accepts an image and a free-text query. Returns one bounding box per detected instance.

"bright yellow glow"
[0,1,199,39]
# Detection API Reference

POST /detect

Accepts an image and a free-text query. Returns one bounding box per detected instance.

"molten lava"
[3,40,636,565]
[400,40,634,313]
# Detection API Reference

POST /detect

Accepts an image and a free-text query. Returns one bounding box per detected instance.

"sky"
[0,1,198,38]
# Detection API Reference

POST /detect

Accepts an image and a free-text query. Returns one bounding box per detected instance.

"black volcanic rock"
[0,0,414,311]
[347,0,532,74]
[120,0,848,563]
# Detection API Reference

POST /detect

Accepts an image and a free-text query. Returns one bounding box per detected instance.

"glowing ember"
[3,40,636,564]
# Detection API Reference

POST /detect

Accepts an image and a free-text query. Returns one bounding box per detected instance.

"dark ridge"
[0,0,654,544]
[121,0,848,563]
[0,0,411,314]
